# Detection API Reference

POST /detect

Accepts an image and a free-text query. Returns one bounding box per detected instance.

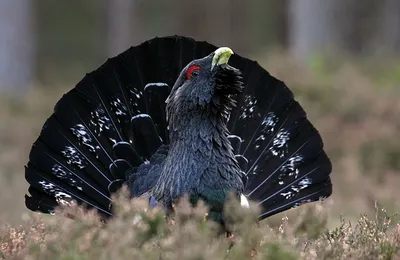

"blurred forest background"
[1,0,400,228]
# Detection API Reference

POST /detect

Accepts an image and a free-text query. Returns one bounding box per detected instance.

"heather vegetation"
[1,55,400,259]
[1,190,400,259]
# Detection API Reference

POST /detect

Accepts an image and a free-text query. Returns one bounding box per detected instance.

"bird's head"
[166,47,244,124]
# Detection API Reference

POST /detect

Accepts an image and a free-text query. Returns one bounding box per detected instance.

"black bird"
[24,36,332,225]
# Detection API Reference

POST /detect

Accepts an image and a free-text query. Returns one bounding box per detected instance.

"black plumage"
[25,35,332,223]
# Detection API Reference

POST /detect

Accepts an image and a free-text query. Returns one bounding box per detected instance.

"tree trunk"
[288,0,335,62]
[379,0,400,54]
[0,0,35,94]
[107,0,139,56]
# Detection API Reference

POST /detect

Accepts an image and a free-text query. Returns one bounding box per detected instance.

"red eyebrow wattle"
[186,65,200,79]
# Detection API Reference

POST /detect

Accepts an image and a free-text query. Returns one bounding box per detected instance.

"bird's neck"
[169,110,227,145]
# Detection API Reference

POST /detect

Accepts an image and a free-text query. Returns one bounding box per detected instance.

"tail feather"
[131,114,162,160]
[227,58,264,131]
[25,164,112,216]
[74,74,132,143]
[109,159,132,180]
[258,179,332,219]
[29,140,109,204]
[112,141,143,166]
[228,135,242,154]
[53,92,117,171]
[225,61,332,220]
[144,83,171,143]
[25,187,59,214]
[36,116,113,188]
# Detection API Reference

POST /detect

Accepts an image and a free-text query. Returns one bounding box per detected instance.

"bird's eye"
[191,70,199,77]
[186,65,200,80]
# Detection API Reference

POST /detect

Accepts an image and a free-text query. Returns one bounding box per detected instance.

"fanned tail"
[25,36,224,217]
[225,59,332,220]
[25,35,332,221]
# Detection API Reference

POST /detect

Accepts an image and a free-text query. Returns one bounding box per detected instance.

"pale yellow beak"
[211,47,234,71]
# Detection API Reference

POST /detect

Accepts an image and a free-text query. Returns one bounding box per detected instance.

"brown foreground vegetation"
[1,191,400,259]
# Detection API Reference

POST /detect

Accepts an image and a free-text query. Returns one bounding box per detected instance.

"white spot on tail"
[111,97,128,116]
[61,146,86,169]
[109,138,117,145]
[54,191,72,200]
[129,87,143,110]
[131,114,151,120]
[291,177,312,192]
[39,181,55,190]
[280,177,313,199]
[280,191,293,199]
[251,165,259,175]
[90,108,112,136]
[144,82,168,90]
[239,95,258,119]
[262,112,278,133]
[70,124,99,153]
[281,155,303,178]
[51,164,83,191]
[38,181,73,201]
[253,113,279,151]
[269,129,290,157]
